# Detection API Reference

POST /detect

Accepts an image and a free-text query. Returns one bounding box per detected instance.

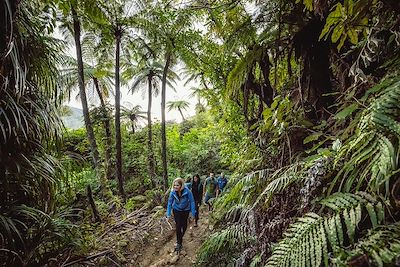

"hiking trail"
[131,206,211,267]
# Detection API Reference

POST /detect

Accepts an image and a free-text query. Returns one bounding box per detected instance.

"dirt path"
[134,207,211,267]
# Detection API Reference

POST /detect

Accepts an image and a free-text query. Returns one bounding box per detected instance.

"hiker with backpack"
[203,172,219,211]
[217,172,228,194]
[190,174,203,227]
[166,178,196,251]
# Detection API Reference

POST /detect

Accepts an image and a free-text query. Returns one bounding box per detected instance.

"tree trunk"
[178,108,185,121]
[294,19,333,121]
[71,8,100,172]
[130,118,135,134]
[114,29,125,200]
[87,185,101,223]
[93,78,113,180]
[147,75,156,187]
[161,52,172,191]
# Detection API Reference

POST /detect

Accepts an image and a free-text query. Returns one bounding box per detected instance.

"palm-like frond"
[266,192,384,267]
[121,104,147,132]
[125,60,177,96]
[166,100,190,112]
[59,55,114,104]
[180,68,201,86]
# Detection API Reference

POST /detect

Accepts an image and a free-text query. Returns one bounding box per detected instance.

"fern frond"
[265,192,383,267]
[216,169,271,214]
[226,47,263,99]
[332,77,400,194]
[250,254,262,267]
[196,224,255,266]
[334,223,400,267]
[253,163,304,209]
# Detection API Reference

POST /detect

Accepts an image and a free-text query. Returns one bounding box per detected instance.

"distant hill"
[62,106,84,129]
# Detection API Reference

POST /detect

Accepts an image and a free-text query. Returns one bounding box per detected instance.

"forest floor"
[134,207,211,267]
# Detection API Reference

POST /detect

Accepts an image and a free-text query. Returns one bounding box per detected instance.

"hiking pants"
[173,210,189,245]
[194,200,200,223]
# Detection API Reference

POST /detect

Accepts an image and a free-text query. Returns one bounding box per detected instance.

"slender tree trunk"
[178,108,185,121]
[114,29,125,200]
[93,78,113,180]
[161,52,172,191]
[71,8,100,172]
[147,75,156,187]
[130,118,135,134]
[87,185,101,222]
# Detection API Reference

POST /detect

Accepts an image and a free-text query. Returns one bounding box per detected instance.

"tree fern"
[265,192,384,267]
[331,76,400,194]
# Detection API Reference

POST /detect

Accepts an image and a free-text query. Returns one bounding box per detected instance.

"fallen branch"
[61,250,110,267]
[99,206,147,238]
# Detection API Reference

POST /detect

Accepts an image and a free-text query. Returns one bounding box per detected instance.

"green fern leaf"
[320,222,329,266]
[343,209,354,243]
[371,250,384,267]
[325,216,338,251]
[332,77,400,194]
[366,203,378,228]
[375,202,384,224]
[335,212,344,246]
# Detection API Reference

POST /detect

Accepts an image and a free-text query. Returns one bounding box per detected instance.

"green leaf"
[319,3,342,40]
[303,132,323,144]
[332,24,344,43]
[345,0,354,16]
[347,28,358,44]
[303,0,313,11]
[376,202,385,224]
[337,33,347,51]
[335,103,359,120]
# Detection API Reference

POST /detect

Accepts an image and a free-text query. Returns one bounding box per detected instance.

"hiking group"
[166,172,228,252]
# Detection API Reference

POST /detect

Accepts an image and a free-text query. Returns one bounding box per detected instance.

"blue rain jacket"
[166,187,196,217]
[217,176,228,192]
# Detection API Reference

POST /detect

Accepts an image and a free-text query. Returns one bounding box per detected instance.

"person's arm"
[216,184,220,198]
[166,192,174,218]
[199,182,203,203]
[203,179,207,201]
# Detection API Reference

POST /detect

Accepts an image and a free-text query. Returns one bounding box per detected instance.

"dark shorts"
[204,192,215,204]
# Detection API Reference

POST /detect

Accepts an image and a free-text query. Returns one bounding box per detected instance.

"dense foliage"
[191,0,400,266]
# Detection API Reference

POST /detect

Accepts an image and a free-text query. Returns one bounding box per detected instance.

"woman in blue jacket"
[166,178,196,251]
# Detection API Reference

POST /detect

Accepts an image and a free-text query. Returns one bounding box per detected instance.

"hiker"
[190,174,203,227]
[217,172,228,193]
[185,176,192,190]
[203,172,219,211]
[166,178,196,251]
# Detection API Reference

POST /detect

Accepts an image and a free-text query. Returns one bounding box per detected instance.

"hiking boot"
[175,243,182,252]
[194,222,198,227]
